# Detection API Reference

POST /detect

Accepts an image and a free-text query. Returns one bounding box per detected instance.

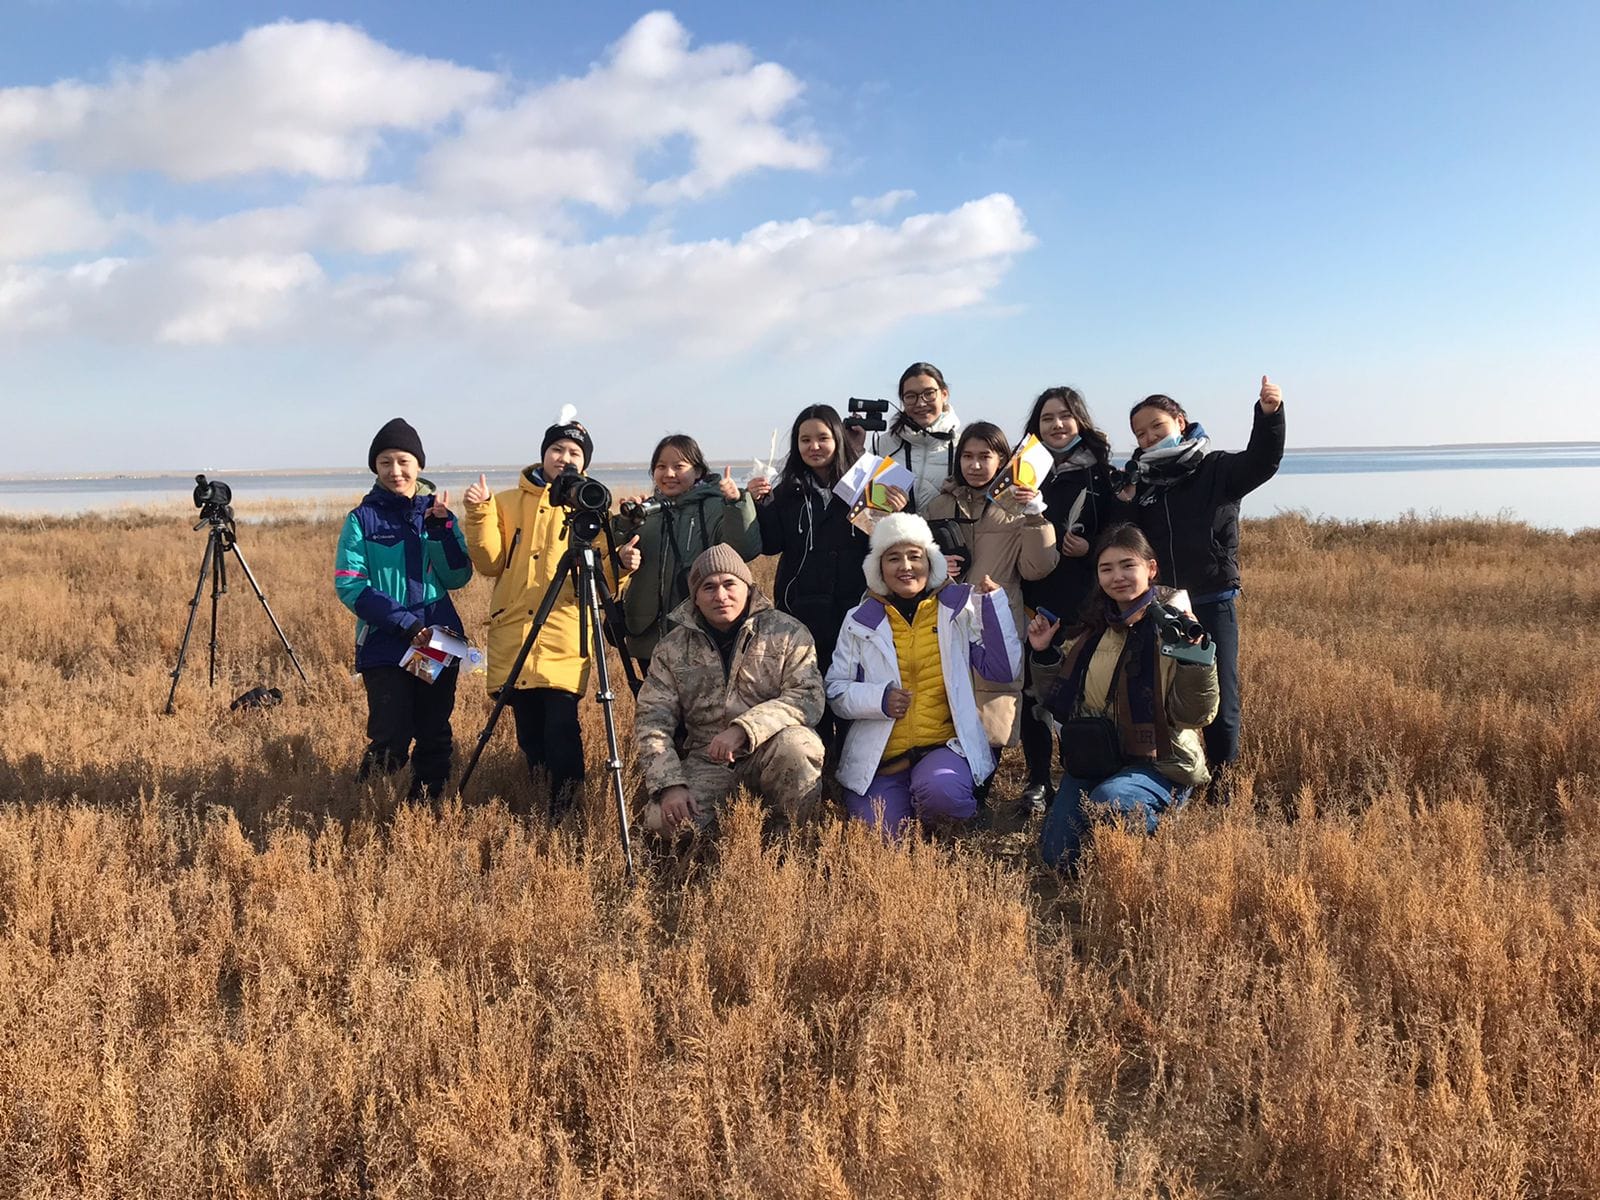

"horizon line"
[2,439,1596,483]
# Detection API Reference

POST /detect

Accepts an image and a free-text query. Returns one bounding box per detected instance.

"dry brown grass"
[1,504,1598,1197]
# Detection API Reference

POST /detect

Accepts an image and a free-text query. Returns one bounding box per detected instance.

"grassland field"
[0,503,1597,1198]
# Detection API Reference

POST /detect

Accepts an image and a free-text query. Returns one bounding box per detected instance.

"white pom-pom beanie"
[863,512,949,596]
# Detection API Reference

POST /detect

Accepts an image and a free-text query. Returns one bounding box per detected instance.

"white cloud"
[0,170,114,258]
[0,12,1034,354]
[422,11,825,211]
[0,20,497,181]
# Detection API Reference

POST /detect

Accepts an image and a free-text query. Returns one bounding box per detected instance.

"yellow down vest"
[881,597,956,762]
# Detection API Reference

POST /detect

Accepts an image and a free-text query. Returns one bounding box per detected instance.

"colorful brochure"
[986,434,1055,516]
[834,452,917,534]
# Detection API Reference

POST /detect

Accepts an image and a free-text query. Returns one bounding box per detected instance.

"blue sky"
[3,1,1596,472]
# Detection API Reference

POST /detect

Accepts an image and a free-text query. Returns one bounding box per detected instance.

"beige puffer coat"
[924,480,1059,745]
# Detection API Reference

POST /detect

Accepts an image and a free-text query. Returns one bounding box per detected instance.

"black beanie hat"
[368,417,425,472]
[540,406,594,468]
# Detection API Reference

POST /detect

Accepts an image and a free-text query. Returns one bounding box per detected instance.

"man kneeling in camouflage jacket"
[637,544,826,834]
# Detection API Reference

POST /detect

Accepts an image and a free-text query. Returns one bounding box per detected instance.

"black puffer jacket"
[1021,451,1120,623]
[1128,404,1285,598]
[756,477,869,672]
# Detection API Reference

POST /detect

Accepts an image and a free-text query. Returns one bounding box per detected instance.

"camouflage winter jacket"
[635,590,825,797]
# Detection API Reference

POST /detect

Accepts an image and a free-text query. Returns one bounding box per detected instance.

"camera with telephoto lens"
[618,495,666,524]
[1150,602,1216,667]
[547,466,613,544]
[845,396,892,433]
[192,474,235,528]
[547,465,611,514]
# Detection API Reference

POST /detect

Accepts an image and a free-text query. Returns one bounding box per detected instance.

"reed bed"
[0,505,1596,1198]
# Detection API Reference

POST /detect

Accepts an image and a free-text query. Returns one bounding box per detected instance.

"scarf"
[1045,441,1100,481]
[1127,422,1211,506]
[1048,589,1172,763]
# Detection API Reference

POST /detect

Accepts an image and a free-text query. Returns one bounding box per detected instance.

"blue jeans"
[1040,765,1190,870]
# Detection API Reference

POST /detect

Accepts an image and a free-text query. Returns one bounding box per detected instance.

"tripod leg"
[458,550,576,799]
[593,571,643,696]
[580,547,635,878]
[164,533,217,714]
[227,542,310,684]
[209,537,225,688]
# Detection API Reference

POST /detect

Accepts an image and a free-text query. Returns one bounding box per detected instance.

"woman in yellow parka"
[462,407,641,818]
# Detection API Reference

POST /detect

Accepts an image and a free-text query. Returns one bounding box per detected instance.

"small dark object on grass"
[230,686,283,711]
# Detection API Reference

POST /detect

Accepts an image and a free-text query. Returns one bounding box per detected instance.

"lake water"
[2,444,1596,531]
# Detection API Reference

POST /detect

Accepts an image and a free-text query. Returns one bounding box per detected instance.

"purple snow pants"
[844,746,976,835]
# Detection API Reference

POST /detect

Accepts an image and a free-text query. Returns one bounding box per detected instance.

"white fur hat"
[864,512,949,596]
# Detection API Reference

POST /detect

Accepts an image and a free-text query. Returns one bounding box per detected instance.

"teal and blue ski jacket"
[334,481,473,670]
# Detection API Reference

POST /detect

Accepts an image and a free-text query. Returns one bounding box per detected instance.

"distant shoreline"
[3,441,1598,483]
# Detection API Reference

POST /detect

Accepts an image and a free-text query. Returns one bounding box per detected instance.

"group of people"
[333,365,1285,868]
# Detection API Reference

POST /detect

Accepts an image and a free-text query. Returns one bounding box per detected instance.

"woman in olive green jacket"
[612,434,761,670]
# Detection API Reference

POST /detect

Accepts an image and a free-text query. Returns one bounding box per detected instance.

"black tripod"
[458,513,641,877]
[164,505,307,714]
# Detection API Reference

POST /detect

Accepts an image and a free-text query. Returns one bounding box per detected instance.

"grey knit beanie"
[688,544,754,593]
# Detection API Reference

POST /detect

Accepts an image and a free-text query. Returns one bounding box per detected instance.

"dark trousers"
[505,687,585,817]
[1020,655,1055,787]
[1194,597,1241,767]
[360,663,459,800]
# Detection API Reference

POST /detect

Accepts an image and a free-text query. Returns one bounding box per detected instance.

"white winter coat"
[825,581,1022,795]
[874,408,962,513]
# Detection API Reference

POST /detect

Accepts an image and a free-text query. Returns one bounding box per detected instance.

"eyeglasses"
[901,387,942,405]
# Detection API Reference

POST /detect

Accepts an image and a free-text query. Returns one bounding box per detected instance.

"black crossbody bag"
[1057,639,1130,782]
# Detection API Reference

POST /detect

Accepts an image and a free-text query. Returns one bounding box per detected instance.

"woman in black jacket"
[748,404,906,752]
[1015,386,1119,810]
[1121,375,1285,780]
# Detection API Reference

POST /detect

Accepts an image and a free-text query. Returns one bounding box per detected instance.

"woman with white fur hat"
[825,512,1021,834]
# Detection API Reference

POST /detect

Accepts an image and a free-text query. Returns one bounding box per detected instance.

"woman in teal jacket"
[334,417,473,800]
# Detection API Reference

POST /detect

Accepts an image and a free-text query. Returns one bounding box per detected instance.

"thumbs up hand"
[617,534,642,573]
[1259,375,1283,414]
[718,464,740,502]
[464,473,491,505]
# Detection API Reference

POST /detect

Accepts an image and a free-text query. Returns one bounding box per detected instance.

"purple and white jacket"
[824,581,1021,795]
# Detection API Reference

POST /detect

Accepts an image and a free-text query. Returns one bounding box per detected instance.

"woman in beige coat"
[923,422,1059,756]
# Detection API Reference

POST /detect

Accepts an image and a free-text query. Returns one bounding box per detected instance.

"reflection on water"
[3,446,1598,532]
